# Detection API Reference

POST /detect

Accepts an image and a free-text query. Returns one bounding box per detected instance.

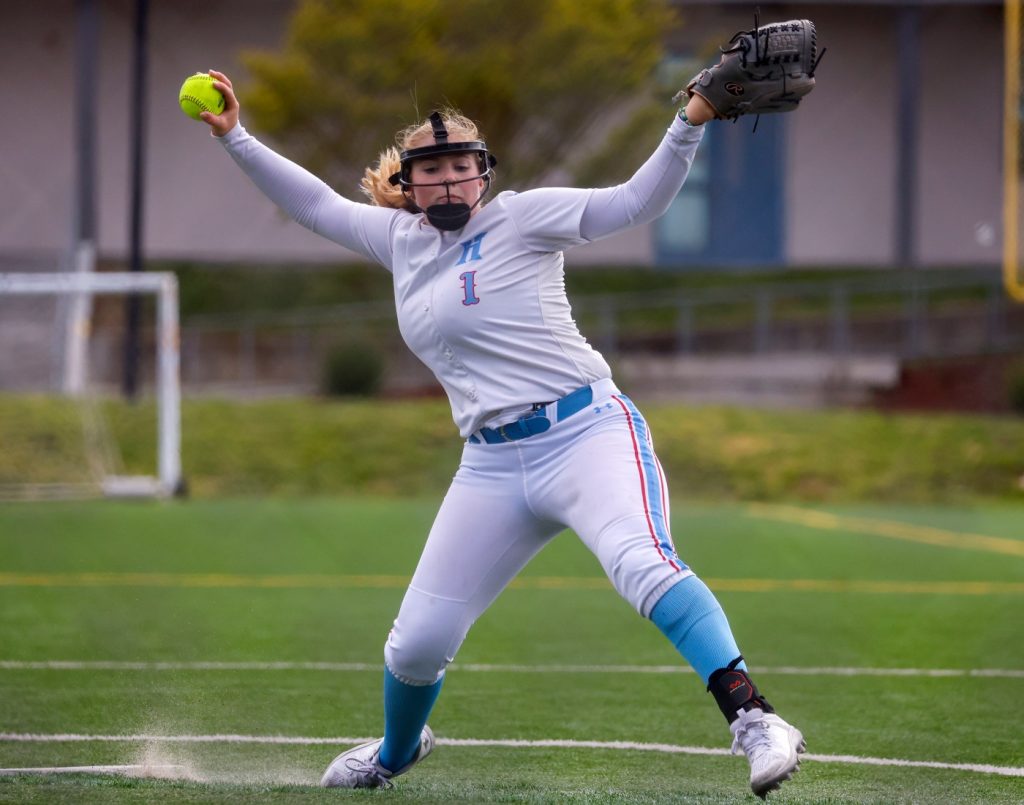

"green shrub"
[322,342,384,397]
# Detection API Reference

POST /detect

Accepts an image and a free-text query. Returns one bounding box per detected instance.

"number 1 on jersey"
[460,271,480,306]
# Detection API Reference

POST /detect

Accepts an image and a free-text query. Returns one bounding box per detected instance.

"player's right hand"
[201,69,240,138]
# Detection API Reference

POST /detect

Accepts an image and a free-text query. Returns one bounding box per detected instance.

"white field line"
[0,732,1021,778]
[0,660,1022,679]
[0,764,183,777]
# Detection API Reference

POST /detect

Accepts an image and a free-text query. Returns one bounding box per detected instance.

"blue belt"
[469,383,596,444]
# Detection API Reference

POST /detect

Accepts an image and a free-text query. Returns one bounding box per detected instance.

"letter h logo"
[455,231,487,266]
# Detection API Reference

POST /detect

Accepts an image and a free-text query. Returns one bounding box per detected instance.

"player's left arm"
[505,95,713,251]
[578,94,713,243]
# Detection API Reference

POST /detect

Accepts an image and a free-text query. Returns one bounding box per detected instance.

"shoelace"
[343,756,394,789]
[731,716,773,757]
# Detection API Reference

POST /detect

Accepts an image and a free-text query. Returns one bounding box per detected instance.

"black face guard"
[388,112,497,231]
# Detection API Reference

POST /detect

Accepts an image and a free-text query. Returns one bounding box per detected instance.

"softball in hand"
[178,72,225,121]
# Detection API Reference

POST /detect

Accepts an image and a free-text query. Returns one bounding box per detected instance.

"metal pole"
[157,274,182,496]
[1004,0,1023,300]
[73,0,98,249]
[754,289,772,353]
[124,0,149,399]
[64,0,100,396]
[830,284,850,356]
[895,6,921,267]
[675,302,693,353]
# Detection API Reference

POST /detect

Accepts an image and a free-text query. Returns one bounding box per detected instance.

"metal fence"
[167,269,1023,395]
[572,270,1022,359]
[5,268,1010,397]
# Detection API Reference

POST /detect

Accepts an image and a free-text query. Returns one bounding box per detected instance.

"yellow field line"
[0,572,1020,595]
[747,503,1024,557]
[704,578,1024,595]
[0,573,414,589]
[0,573,610,591]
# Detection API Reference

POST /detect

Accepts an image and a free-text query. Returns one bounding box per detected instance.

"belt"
[468,379,615,444]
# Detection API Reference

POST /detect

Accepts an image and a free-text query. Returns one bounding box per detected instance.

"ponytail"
[360,146,414,210]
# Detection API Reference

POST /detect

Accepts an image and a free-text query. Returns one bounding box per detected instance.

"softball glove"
[679,18,822,120]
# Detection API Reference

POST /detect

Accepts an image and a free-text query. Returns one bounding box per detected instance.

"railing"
[572,270,1021,359]
[167,270,1024,392]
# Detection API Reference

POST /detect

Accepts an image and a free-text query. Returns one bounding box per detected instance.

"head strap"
[429,111,448,144]
[387,111,497,187]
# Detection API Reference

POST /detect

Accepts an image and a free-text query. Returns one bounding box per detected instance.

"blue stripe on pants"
[615,395,685,570]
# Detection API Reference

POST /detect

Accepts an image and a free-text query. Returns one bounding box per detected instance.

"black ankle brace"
[707,656,775,724]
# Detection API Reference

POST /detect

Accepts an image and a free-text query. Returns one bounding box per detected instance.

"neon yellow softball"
[178,72,225,121]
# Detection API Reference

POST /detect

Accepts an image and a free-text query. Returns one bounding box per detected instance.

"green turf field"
[0,499,1022,803]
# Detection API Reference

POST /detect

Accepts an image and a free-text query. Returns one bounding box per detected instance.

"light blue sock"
[650,575,746,684]
[378,666,443,772]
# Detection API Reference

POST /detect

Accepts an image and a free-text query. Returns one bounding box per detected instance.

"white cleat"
[730,708,806,799]
[319,725,435,788]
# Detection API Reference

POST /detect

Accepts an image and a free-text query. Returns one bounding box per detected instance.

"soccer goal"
[0,271,182,500]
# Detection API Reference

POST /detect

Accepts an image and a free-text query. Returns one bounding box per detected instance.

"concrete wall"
[785,6,899,265]
[0,0,336,267]
[782,4,1005,267]
[915,4,1004,265]
[0,0,1010,269]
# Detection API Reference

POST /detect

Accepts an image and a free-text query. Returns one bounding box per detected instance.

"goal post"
[1006,0,1023,302]
[0,271,182,499]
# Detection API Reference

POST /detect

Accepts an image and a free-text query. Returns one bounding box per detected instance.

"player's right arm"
[199,70,398,270]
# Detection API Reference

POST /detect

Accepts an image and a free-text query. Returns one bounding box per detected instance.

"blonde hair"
[360,110,486,210]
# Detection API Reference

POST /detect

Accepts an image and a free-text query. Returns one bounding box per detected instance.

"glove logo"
[725,82,745,96]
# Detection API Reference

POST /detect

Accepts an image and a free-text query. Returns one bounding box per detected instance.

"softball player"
[201,69,805,799]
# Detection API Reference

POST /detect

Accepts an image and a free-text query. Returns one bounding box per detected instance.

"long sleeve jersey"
[219,115,703,437]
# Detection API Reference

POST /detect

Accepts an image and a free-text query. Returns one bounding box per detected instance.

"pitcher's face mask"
[388,112,497,231]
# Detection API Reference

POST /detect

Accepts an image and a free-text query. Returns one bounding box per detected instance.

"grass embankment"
[0,395,1021,503]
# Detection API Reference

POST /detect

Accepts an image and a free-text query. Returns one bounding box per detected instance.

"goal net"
[0,271,181,500]
[1006,0,1024,301]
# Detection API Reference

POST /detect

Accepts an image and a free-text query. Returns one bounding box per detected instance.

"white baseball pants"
[385,379,692,684]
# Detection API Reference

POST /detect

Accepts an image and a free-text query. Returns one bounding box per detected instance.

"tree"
[241,0,683,197]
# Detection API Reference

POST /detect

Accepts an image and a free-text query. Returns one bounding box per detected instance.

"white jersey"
[219,116,703,436]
